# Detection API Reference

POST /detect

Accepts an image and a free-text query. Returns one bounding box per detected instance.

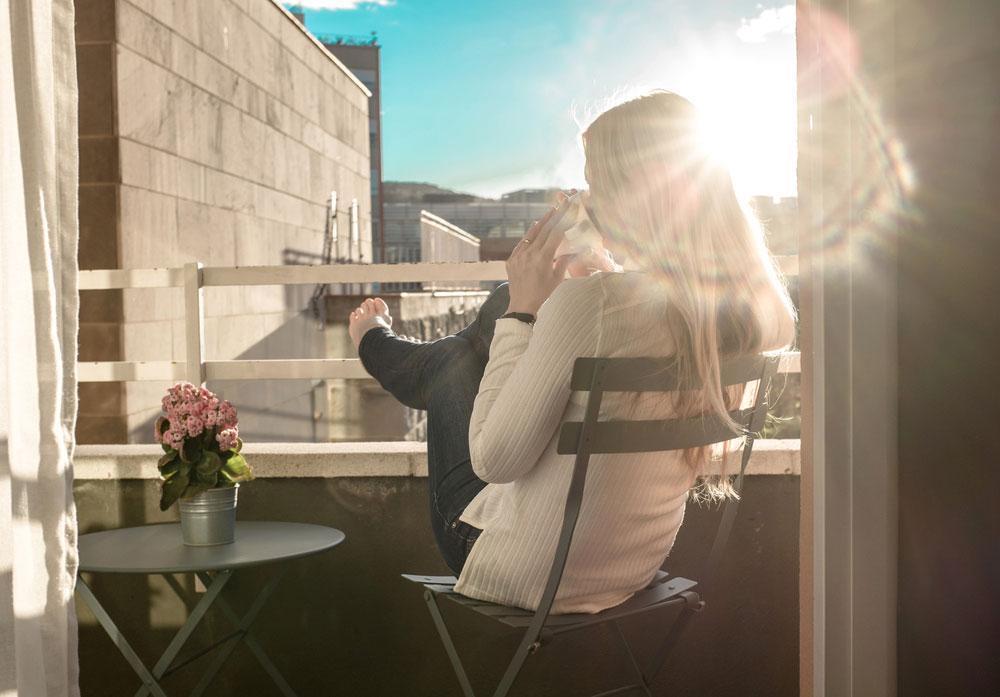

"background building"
[500,187,562,203]
[76,0,372,444]
[381,209,481,291]
[383,182,553,262]
[318,31,386,263]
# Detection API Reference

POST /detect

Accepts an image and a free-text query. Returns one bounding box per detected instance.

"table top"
[78,522,345,574]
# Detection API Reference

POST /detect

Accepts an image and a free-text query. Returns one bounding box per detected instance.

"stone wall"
[77,0,126,443]
[75,0,372,444]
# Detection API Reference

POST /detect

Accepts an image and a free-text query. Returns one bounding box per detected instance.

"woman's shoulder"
[537,273,606,320]
[549,271,659,310]
[553,272,605,298]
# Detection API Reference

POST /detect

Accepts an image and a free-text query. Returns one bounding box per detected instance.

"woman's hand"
[505,201,575,316]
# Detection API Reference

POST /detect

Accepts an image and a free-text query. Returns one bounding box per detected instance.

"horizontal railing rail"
[77,258,799,290]
[72,439,803,480]
[77,259,801,385]
[77,354,801,383]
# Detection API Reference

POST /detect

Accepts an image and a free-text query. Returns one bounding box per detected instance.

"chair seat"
[401,570,699,633]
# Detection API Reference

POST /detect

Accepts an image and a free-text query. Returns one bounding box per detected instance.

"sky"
[287,1,796,199]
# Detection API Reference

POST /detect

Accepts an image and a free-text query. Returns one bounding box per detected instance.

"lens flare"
[797,2,919,271]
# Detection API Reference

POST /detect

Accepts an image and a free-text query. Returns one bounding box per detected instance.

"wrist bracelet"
[500,311,536,325]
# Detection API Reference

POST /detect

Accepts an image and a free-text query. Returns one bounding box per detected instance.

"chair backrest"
[529,353,780,630]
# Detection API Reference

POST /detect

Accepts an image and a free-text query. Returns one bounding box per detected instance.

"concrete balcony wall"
[74,443,799,696]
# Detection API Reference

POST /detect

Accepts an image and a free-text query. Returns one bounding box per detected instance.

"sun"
[689,93,797,198]
[694,107,740,172]
[654,34,798,199]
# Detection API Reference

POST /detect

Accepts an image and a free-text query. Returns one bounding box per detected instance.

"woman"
[348,91,796,614]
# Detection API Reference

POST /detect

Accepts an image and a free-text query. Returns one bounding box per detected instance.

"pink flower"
[158,382,241,450]
[186,416,205,438]
[216,401,238,430]
[216,427,238,451]
[164,428,184,448]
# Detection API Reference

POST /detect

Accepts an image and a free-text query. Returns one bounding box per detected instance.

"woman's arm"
[469,277,602,484]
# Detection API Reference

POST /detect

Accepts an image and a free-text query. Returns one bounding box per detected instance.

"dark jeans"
[357,283,511,575]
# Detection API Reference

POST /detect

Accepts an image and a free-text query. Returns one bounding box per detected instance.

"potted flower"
[155,382,253,546]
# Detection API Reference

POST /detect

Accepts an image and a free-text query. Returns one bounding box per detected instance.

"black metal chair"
[402,353,781,697]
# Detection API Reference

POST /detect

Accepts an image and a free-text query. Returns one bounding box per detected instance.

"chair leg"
[643,604,698,686]
[490,628,540,697]
[424,591,477,697]
[611,622,653,697]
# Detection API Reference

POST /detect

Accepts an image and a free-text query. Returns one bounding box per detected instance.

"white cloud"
[285,0,394,11]
[736,5,795,43]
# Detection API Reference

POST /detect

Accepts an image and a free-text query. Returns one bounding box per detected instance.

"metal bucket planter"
[179,484,239,546]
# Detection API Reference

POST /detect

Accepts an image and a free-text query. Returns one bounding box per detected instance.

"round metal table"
[76,522,345,697]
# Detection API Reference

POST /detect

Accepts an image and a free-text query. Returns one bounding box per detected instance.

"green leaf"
[220,453,253,483]
[161,442,174,454]
[179,438,201,464]
[158,455,181,481]
[195,450,223,480]
[158,450,178,469]
[159,469,189,511]
[233,437,243,454]
[181,479,214,499]
[202,426,216,448]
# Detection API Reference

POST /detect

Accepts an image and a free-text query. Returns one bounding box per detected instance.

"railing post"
[183,261,206,386]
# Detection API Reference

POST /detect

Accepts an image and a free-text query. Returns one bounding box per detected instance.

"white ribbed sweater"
[454,270,795,614]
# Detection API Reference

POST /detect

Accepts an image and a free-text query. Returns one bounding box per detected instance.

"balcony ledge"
[73,440,801,480]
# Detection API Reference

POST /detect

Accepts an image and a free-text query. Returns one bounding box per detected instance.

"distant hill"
[383,181,492,204]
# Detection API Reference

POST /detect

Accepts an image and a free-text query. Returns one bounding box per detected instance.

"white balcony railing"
[72,439,802,480]
[77,258,800,386]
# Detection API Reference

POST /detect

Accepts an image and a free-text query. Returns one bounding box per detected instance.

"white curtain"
[0,0,81,695]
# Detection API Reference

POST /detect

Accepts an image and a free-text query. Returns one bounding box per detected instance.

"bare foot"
[349,298,392,350]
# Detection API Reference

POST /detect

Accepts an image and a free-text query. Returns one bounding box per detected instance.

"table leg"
[160,573,196,613]
[132,569,233,697]
[191,567,297,697]
[188,568,294,697]
[76,575,170,697]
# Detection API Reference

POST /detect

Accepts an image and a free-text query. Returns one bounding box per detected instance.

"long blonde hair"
[582,90,792,499]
